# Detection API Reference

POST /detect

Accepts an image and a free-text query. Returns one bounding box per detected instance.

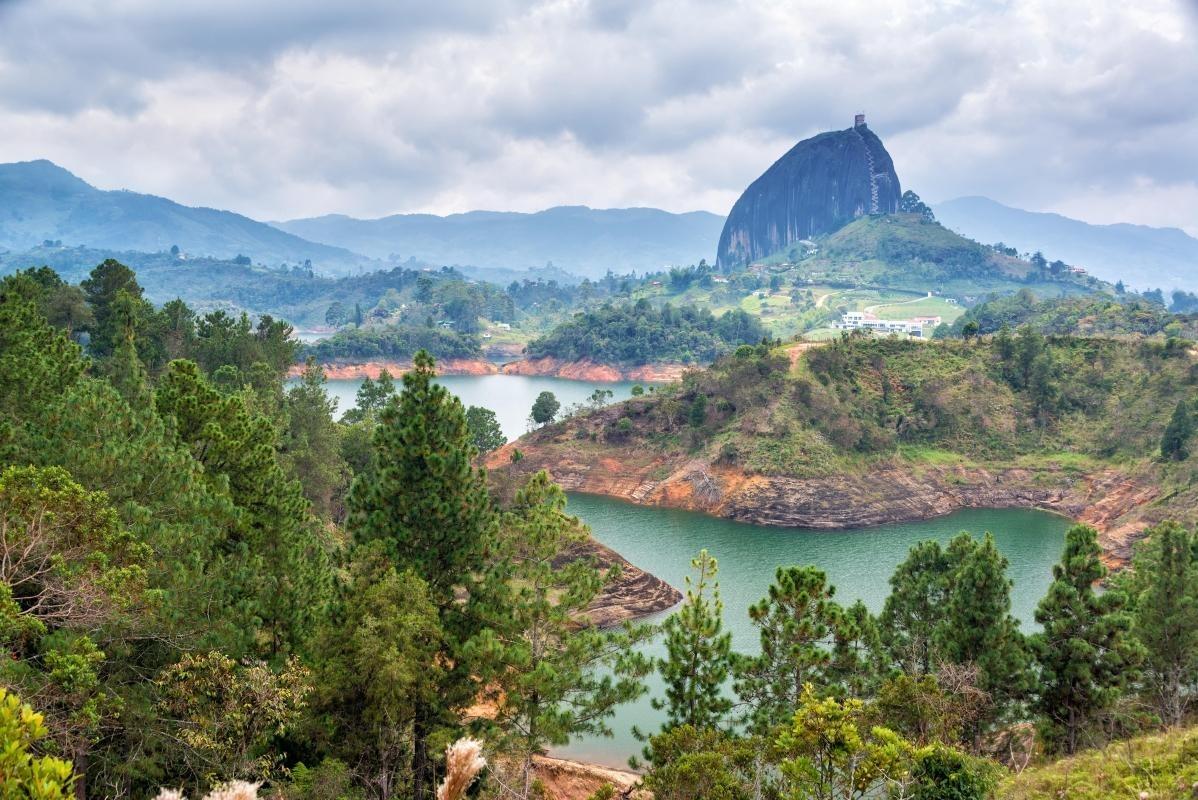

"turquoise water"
[553,495,1070,767]
[318,375,642,440]
[310,373,1070,768]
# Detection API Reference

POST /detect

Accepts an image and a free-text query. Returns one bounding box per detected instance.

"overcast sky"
[1,0,1195,233]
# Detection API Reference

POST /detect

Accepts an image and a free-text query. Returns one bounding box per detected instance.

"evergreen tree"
[347,350,497,800]
[465,405,506,454]
[652,549,733,732]
[284,359,350,519]
[734,566,840,733]
[1031,524,1143,753]
[934,534,1030,735]
[80,259,146,358]
[156,360,334,659]
[312,543,444,799]
[483,472,651,798]
[880,540,950,674]
[1125,521,1198,727]
[1160,399,1192,461]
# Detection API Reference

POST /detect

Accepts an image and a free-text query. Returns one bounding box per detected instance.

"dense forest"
[3,259,1198,800]
[525,300,769,365]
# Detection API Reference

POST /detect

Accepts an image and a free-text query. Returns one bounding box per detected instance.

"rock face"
[488,431,1163,568]
[717,120,901,269]
[500,356,691,383]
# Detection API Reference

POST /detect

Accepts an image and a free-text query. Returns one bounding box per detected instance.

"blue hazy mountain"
[0,160,371,273]
[934,196,1198,291]
[274,206,726,278]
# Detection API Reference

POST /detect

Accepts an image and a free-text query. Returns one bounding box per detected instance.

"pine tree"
[283,359,350,519]
[1031,524,1143,753]
[652,549,733,732]
[880,540,950,674]
[935,533,1030,736]
[346,350,497,800]
[483,472,652,798]
[80,259,145,358]
[1125,521,1198,727]
[156,359,334,659]
[734,566,839,734]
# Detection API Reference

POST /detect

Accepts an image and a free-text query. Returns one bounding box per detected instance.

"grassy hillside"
[512,334,1198,532]
[939,289,1198,340]
[1000,725,1198,799]
[777,213,1107,298]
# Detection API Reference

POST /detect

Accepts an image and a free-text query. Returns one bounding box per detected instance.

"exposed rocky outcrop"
[293,358,500,379]
[529,756,645,800]
[569,537,682,626]
[717,120,901,269]
[489,438,1164,568]
[500,356,690,383]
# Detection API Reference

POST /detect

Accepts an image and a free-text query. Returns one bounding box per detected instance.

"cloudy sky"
[1,0,1195,233]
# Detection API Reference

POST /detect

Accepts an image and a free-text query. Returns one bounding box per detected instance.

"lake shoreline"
[489,439,1160,568]
[294,357,691,383]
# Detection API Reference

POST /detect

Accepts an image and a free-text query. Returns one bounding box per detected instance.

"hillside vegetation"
[525,300,769,365]
[1000,725,1198,799]
[779,214,1107,298]
[940,288,1198,340]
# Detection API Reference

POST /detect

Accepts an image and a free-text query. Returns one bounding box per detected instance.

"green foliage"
[734,566,843,733]
[309,548,444,797]
[0,688,76,800]
[651,550,733,732]
[158,652,311,786]
[530,390,560,426]
[283,360,350,519]
[527,301,767,365]
[908,745,997,800]
[943,290,1194,340]
[479,472,652,796]
[464,405,506,454]
[1031,524,1144,754]
[1161,399,1193,461]
[307,324,480,363]
[776,686,912,800]
[1122,521,1198,727]
[640,726,757,800]
[346,350,497,799]
[155,359,334,658]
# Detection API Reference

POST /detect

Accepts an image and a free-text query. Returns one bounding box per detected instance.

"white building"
[835,311,928,338]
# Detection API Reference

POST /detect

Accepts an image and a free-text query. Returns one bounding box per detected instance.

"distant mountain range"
[273,206,726,278]
[0,160,369,273]
[934,196,1198,292]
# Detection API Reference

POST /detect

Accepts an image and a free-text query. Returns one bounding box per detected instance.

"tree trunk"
[412,712,432,800]
[73,748,88,800]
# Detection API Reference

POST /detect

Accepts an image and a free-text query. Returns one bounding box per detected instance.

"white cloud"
[0,0,1193,233]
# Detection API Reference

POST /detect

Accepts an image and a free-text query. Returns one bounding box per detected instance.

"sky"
[0,0,1195,234]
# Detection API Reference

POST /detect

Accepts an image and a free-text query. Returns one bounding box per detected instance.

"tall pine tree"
[651,549,733,733]
[1031,524,1143,753]
[347,350,497,800]
[1124,521,1198,727]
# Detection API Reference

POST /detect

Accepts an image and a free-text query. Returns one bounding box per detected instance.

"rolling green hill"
[0,160,373,273]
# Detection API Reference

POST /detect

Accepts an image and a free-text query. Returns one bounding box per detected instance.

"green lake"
[554,494,1069,767]
[315,373,1071,769]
